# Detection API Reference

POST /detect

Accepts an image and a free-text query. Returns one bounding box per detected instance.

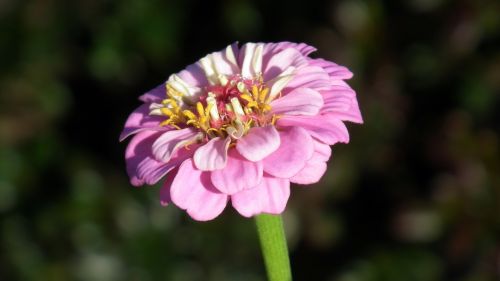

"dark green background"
[1,0,499,280]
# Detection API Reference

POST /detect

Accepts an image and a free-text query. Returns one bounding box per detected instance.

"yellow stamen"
[240,94,254,103]
[259,88,269,103]
[251,85,259,99]
[161,108,174,116]
[182,110,196,120]
[196,102,204,117]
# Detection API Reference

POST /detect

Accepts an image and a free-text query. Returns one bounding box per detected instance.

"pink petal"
[125,130,184,186]
[210,149,263,195]
[170,159,228,221]
[309,58,353,80]
[323,97,364,124]
[193,137,231,171]
[139,84,166,103]
[320,86,356,112]
[289,139,331,185]
[270,88,324,116]
[236,126,280,162]
[231,175,290,217]
[263,127,314,178]
[263,48,307,81]
[159,170,177,206]
[312,139,332,162]
[152,128,201,162]
[277,115,350,145]
[284,66,331,92]
[290,160,328,185]
[119,104,166,141]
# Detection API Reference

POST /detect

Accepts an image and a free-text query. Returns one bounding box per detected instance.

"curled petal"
[170,159,228,221]
[193,137,231,171]
[231,175,290,217]
[167,74,202,100]
[152,128,202,162]
[236,126,280,162]
[126,131,192,186]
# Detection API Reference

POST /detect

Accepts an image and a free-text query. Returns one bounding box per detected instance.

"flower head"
[121,42,363,221]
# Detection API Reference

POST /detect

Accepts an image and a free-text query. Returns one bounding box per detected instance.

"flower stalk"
[255,214,292,281]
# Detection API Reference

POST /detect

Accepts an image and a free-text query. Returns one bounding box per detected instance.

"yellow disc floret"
[150,75,280,140]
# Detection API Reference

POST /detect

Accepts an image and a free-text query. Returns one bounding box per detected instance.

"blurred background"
[0,0,499,280]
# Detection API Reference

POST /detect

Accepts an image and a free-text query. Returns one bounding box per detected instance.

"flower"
[121,42,362,221]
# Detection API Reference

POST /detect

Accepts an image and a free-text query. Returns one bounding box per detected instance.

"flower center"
[149,74,279,140]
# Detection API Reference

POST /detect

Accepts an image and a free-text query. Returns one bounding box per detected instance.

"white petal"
[252,44,263,75]
[268,66,295,100]
[200,56,219,85]
[241,43,256,78]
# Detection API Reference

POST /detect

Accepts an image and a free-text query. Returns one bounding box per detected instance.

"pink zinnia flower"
[121,42,362,221]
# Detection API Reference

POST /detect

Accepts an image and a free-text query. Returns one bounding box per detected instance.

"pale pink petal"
[210,48,240,76]
[177,62,209,87]
[277,115,350,145]
[139,84,165,103]
[152,128,201,162]
[211,149,263,195]
[170,159,228,221]
[264,42,317,58]
[231,175,290,217]
[236,126,280,162]
[270,88,324,116]
[119,104,166,141]
[263,127,314,178]
[193,137,231,171]
[290,160,328,185]
[263,48,307,81]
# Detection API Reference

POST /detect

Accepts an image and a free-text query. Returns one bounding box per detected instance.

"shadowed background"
[0,0,499,280]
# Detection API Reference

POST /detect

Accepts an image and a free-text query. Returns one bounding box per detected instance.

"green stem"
[254,214,292,281]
